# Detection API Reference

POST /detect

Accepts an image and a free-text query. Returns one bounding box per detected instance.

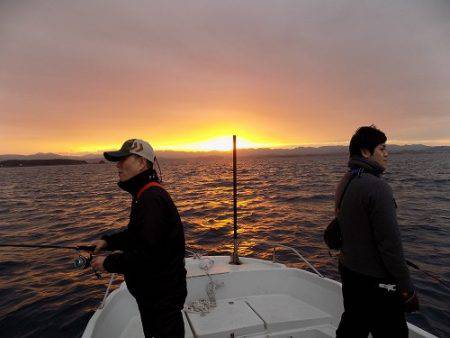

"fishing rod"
[406,260,450,288]
[0,244,95,251]
[0,243,101,278]
[328,250,449,289]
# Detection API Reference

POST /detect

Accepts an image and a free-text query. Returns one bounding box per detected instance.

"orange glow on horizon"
[70,136,286,154]
[156,136,281,152]
[67,123,289,154]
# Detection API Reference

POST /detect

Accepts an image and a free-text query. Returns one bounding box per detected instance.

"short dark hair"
[349,125,387,157]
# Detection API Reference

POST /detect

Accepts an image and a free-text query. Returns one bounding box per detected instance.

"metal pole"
[230,135,241,264]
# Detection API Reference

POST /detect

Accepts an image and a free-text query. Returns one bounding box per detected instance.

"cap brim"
[103,151,130,162]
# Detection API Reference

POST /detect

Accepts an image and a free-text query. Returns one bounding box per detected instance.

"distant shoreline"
[0,144,449,162]
[0,159,89,167]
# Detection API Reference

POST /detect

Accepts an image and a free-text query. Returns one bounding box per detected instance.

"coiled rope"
[185,251,224,316]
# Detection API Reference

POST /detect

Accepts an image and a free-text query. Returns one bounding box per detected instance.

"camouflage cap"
[103,139,155,162]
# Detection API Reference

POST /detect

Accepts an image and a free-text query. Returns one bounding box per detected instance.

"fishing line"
[327,251,449,289]
[154,156,163,182]
[406,260,450,288]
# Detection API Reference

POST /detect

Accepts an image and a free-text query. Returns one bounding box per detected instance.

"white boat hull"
[82,256,436,338]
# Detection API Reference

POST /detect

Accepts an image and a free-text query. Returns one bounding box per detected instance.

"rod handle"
[76,245,96,252]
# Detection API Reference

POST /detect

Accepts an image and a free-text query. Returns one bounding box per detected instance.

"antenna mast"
[230,135,241,265]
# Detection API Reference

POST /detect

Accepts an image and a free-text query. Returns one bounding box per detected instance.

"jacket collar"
[348,156,385,177]
[117,169,157,197]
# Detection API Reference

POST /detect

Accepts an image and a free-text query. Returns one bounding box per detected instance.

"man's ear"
[361,148,371,159]
[139,156,147,170]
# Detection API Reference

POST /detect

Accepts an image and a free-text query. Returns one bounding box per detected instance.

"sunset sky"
[1,0,449,154]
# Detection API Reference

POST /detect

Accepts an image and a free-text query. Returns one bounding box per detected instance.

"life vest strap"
[137,181,164,200]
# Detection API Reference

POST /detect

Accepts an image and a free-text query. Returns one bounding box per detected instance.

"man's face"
[116,155,146,182]
[362,143,388,169]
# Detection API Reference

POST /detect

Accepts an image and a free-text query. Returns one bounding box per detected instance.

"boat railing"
[186,243,323,278]
[265,241,324,278]
[97,244,323,309]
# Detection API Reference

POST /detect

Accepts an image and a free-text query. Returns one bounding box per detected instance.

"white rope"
[185,253,223,316]
[99,273,116,309]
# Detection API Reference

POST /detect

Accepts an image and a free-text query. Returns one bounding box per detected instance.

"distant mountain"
[240,144,450,157]
[0,152,102,163]
[0,159,88,167]
[0,152,66,160]
[1,144,448,161]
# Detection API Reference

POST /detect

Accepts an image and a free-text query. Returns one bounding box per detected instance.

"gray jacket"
[337,157,413,292]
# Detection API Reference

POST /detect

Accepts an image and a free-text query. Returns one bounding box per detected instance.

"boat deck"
[120,294,336,338]
[83,256,436,338]
[116,257,338,338]
[185,294,335,338]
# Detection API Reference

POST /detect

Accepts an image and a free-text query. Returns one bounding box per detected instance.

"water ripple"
[0,154,448,337]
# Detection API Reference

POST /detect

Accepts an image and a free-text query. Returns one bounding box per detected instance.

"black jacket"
[102,169,187,301]
[336,157,413,292]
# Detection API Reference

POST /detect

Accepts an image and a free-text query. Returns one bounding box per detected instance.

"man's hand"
[92,240,108,254]
[402,290,420,313]
[91,256,107,272]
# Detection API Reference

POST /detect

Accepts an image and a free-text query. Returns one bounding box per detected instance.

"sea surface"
[0,153,449,337]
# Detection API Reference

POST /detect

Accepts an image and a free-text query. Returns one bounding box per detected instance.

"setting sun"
[157,136,270,152]
[65,135,283,155]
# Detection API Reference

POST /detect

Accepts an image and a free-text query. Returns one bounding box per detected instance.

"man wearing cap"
[91,139,187,338]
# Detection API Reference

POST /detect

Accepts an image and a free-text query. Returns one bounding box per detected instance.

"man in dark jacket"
[335,126,419,338]
[91,138,187,338]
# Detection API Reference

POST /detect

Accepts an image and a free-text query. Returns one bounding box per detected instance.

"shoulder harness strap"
[337,171,358,211]
[136,181,164,200]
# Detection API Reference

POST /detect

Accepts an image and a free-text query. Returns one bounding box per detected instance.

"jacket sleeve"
[101,228,131,252]
[369,181,413,292]
[103,192,166,274]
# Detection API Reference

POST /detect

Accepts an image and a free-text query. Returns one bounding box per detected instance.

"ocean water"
[0,153,449,337]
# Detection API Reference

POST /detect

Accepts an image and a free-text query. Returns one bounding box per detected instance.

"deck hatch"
[245,294,332,332]
[185,299,265,338]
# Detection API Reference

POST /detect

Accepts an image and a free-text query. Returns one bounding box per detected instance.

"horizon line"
[1,141,449,157]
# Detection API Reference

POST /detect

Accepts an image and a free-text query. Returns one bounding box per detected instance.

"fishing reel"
[74,253,92,269]
[73,252,102,279]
